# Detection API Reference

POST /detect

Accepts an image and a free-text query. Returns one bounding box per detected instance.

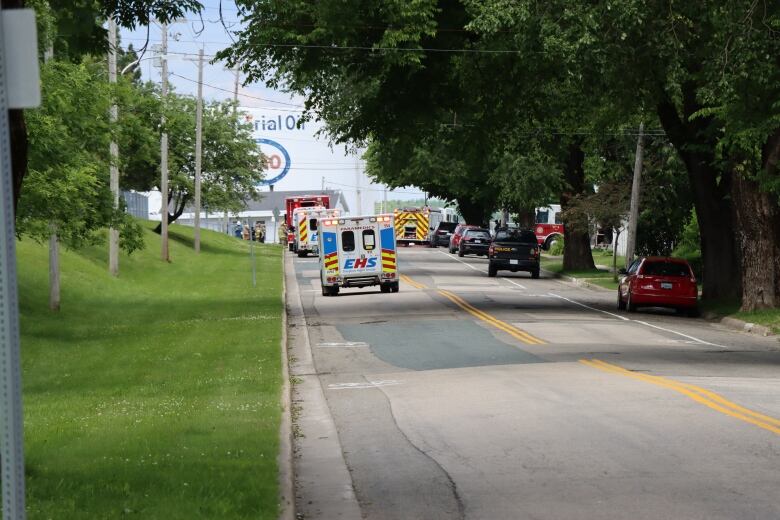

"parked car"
[449,224,478,253]
[458,228,491,257]
[617,257,699,316]
[431,221,459,247]
[487,228,540,278]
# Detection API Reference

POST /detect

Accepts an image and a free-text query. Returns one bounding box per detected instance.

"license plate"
[661,282,673,290]
[510,259,519,265]
[474,239,482,243]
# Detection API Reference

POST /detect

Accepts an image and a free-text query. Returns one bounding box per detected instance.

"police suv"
[318,214,399,296]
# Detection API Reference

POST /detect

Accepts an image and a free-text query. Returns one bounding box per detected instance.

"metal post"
[193,48,204,253]
[160,22,170,261]
[354,157,362,215]
[625,122,644,266]
[108,18,120,275]
[0,15,27,518]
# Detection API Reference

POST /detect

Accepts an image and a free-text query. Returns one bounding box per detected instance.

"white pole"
[160,22,170,261]
[355,157,362,215]
[193,48,204,253]
[625,122,644,266]
[0,15,27,516]
[108,18,119,275]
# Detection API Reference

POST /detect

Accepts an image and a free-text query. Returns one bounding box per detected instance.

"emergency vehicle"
[534,204,564,250]
[293,206,341,257]
[393,207,442,246]
[284,194,331,251]
[318,214,399,296]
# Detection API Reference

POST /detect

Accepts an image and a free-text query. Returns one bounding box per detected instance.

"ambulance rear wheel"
[329,285,340,296]
[380,284,391,293]
[297,251,306,258]
[321,285,328,296]
[390,282,399,293]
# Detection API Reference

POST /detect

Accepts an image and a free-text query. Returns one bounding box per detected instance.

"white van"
[318,214,399,296]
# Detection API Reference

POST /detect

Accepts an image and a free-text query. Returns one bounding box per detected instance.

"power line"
[169,71,305,108]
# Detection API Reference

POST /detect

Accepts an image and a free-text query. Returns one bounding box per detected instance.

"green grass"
[733,308,780,334]
[540,255,619,290]
[18,222,283,519]
[591,248,626,269]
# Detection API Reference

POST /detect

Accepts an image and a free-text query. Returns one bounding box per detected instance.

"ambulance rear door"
[339,219,381,279]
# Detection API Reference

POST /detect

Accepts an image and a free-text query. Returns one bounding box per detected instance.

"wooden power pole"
[625,122,645,266]
[108,17,119,275]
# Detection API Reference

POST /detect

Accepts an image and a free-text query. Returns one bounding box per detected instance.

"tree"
[18,59,144,309]
[154,95,265,230]
[4,0,204,213]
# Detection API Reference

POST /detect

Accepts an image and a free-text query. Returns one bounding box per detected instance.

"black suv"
[431,221,458,247]
[488,229,540,278]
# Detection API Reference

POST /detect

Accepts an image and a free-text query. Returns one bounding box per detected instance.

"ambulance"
[318,214,399,296]
[293,206,340,257]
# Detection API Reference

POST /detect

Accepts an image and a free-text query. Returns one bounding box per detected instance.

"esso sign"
[256,138,291,186]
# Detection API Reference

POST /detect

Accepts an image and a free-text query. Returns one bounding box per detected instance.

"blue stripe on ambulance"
[380,227,395,250]
[322,231,337,255]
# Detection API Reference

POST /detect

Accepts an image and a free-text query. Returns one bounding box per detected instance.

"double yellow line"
[400,274,545,345]
[438,290,545,345]
[581,359,780,436]
[400,274,427,290]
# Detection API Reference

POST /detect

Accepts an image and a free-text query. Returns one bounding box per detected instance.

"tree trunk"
[731,173,779,310]
[561,143,596,271]
[656,92,740,301]
[153,193,189,233]
[49,225,60,311]
[456,197,490,226]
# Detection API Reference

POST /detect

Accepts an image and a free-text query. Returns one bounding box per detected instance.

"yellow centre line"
[399,274,544,345]
[580,359,780,436]
[438,290,545,345]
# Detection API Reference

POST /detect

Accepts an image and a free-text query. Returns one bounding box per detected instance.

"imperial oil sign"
[245,111,306,187]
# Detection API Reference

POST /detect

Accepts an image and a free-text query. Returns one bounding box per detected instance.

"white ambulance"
[293,206,340,257]
[318,214,399,296]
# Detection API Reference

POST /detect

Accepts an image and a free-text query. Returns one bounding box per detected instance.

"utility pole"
[108,17,119,275]
[193,48,204,253]
[160,22,170,261]
[321,176,325,193]
[355,157,362,215]
[625,122,644,267]
[224,67,240,235]
[383,186,388,214]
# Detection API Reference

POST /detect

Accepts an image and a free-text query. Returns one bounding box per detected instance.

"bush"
[548,237,564,255]
[672,210,702,279]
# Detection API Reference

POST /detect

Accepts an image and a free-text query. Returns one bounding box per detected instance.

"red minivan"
[617,257,699,316]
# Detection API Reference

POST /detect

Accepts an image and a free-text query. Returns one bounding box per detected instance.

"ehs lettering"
[344,258,377,270]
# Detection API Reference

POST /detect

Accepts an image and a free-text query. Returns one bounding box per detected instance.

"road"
[286,247,780,520]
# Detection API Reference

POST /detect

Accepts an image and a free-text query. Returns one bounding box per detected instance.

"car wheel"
[531,269,540,279]
[297,251,306,258]
[488,263,497,277]
[626,292,637,312]
[458,248,465,257]
[687,305,700,318]
[617,290,626,310]
[449,246,454,254]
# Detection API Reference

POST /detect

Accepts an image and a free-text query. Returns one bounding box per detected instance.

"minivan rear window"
[495,229,537,243]
[641,261,690,277]
[437,222,458,232]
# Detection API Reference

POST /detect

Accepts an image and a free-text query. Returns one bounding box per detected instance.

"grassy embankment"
[18,222,283,519]
[701,299,780,334]
[541,249,624,290]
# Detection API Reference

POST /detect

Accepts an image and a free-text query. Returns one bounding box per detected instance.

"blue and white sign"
[255,138,291,186]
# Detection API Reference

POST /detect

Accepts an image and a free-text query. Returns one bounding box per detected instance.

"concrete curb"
[542,268,613,292]
[718,316,775,337]
[278,251,295,520]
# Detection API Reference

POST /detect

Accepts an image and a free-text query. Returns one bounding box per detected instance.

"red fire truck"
[284,195,331,250]
[534,204,565,250]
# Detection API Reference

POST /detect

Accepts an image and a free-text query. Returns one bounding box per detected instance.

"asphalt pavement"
[286,247,780,520]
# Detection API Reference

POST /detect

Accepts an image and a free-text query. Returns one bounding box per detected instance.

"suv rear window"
[495,229,537,243]
[465,230,491,239]
[437,222,458,232]
[641,261,690,277]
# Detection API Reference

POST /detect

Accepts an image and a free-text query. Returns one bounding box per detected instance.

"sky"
[119,0,426,215]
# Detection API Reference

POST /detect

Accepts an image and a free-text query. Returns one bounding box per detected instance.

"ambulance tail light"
[381,272,396,279]
[326,276,338,283]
